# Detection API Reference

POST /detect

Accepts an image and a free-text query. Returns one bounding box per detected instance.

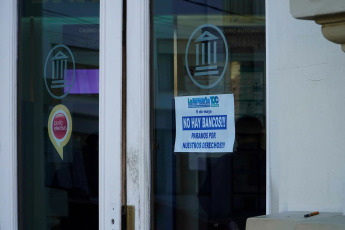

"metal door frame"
[125,0,151,230]
[100,0,124,229]
[0,0,18,229]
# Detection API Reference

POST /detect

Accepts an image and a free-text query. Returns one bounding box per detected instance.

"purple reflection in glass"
[65,69,99,94]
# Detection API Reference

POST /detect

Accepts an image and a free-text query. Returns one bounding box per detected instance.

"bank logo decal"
[44,44,75,99]
[185,24,228,89]
[194,31,219,77]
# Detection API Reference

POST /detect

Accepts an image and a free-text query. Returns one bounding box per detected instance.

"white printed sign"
[174,94,235,153]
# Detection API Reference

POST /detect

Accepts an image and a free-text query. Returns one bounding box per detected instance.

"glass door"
[152,1,266,230]
[18,1,101,229]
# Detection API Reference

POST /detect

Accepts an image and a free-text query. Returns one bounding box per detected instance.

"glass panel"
[153,1,265,230]
[18,1,99,229]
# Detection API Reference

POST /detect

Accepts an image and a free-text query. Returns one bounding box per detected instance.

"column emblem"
[185,24,229,89]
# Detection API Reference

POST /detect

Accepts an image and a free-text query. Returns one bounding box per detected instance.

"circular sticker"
[44,44,75,99]
[48,104,72,160]
[53,113,68,139]
[185,24,229,89]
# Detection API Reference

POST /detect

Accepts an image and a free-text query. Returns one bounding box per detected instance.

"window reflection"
[18,1,99,229]
[153,1,265,230]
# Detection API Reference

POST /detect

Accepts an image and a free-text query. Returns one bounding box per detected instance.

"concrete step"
[246,211,345,230]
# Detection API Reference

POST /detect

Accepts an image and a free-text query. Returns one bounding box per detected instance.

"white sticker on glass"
[174,94,235,153]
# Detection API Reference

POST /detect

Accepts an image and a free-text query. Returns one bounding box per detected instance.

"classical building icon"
[44,44,75,99]
[185,24,228,89]
[51,51,69,89]
[194,31,219,77]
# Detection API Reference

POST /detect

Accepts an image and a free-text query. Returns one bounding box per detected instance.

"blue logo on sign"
[210,96,219,107]
[188,97,210,108]
[188,96,220,108]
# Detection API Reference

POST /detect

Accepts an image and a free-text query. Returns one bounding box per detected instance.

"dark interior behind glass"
[18,1,99,229]
[152,1,266,230]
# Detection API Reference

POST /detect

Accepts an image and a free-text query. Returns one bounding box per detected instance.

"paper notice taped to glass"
[174,94,235,153]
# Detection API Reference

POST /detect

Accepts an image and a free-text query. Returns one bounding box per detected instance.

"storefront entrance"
[16,1,266,230]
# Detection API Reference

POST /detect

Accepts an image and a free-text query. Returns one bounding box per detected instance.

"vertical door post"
[0,0,18,229]
[100,0,123,229]
[126,0,151,229]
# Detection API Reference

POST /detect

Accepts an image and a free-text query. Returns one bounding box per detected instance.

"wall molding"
[291,0,345,53]
[315,13,345,52]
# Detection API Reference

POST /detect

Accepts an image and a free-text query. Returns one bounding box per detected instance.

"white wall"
[268,0,345,213]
